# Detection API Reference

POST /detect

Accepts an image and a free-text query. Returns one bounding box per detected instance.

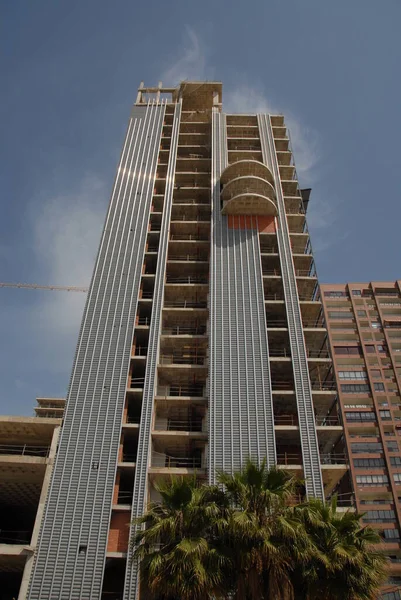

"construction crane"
[0,282,88,293]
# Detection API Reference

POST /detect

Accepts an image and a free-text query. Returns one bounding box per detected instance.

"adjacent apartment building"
[321,281,401,598]
[2,81,351,599]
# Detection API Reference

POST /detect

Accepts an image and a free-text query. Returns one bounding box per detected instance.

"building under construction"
[0,80,357,599]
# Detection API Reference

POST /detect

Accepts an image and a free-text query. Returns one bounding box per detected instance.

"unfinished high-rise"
[23,81,349,599]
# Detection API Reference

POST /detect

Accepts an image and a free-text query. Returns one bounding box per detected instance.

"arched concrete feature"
[221,174,277,216]
[220,159,275,186]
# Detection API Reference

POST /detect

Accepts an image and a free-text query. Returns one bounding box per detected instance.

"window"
[341,384,370,394]
[374,382,385,392]
[333,346,362,356]
[338,371,367,380]
[387,441,399,452]
[380,410,392,420]
[346,412,376,422]
[352,290,362,296]
[371,322,382,329]
[328,311,353,319]
[353,458,385,468]
[356,474,388,486]
[371,369,382,378]
[382,529,401,541]
[382,591,401,600]
[377,344,388,353]
[393,473,401,484]
[360,499,389,505]
[324,291,348,298]
[365,345,376,353]
[351,442,383,453]
[363,510,396,523]
[357,310,367,317]
[391,457,401,467]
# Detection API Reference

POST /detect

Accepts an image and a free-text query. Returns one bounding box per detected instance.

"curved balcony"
[220,159,275,186]
[220,160,277,216]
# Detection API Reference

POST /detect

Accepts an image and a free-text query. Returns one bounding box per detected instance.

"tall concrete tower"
[26,82,349,599]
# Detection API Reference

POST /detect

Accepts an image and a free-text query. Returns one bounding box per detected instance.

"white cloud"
[224,83,319,181]
[30,175,107,365]
[161,26,213,85]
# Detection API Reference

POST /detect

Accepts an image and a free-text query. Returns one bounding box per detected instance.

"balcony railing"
[168,255,208,262]
[136,316,151,325]
[164,300,207,309]
[166,276,208,284]
[0,444,50,457]
[173,198,210,205]
[277,452,347,465]
[0,530,32,544]
[117,490,133,504]
[159,355,207,366]
[274,415,340,426]
[151,451,204,469]
[154,418,204,432]
[162,325,207,335]
[157,385,205,398]
[133,346,148,357]
[128,377,145,389]
[170,234,209,241]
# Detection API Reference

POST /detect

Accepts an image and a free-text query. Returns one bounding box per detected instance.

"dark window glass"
[341,384,370,394]
[374,382,385,392]
[351,442,383,453]
[365,345,376,353]
[353,458,385,468]
[334,346,362,355]
[352,290,362,296]
[391,457,401,466]
[387,441,399,452]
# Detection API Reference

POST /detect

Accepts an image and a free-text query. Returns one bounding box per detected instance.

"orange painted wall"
[107,511,130,552]
[227,215,276,232]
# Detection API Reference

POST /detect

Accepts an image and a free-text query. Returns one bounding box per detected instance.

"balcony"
[161,324,207,336]
[220,160,277,216]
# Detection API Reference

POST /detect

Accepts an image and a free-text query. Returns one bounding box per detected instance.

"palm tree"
[132,476,231,600]
[217,459,309,600]
[134,462,388,600]
[289,496,388,600]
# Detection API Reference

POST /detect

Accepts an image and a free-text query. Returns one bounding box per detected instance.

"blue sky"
[1,0,400,415]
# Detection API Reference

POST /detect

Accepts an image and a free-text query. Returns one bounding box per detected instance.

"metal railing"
[169,234,209,241]
[159,354,206,366]
[277,452,347,465]
[171,216,210,223]
[274,415,340,426]
[168,254,208,262]
[128,377,145,389]
[136,316,150,325]
[133,346,148,357]
[117,490,133,504]
[151,451,204,469]
[0,530,32,544]
[125,416,141,424]
[166,276,208,284]
[154,418,204,432]
[157,385,205,398]
[122,453,137,463]
[320,453,347,465]
[162,325,207,335]
[0,444,50,457]
[173,198,210,205]
[164,300,207,309]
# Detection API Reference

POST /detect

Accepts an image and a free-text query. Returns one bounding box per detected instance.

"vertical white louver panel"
[27,103,166,600]
[258,114,324,499]
[123,101,182,600]
[208,110,276,481]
